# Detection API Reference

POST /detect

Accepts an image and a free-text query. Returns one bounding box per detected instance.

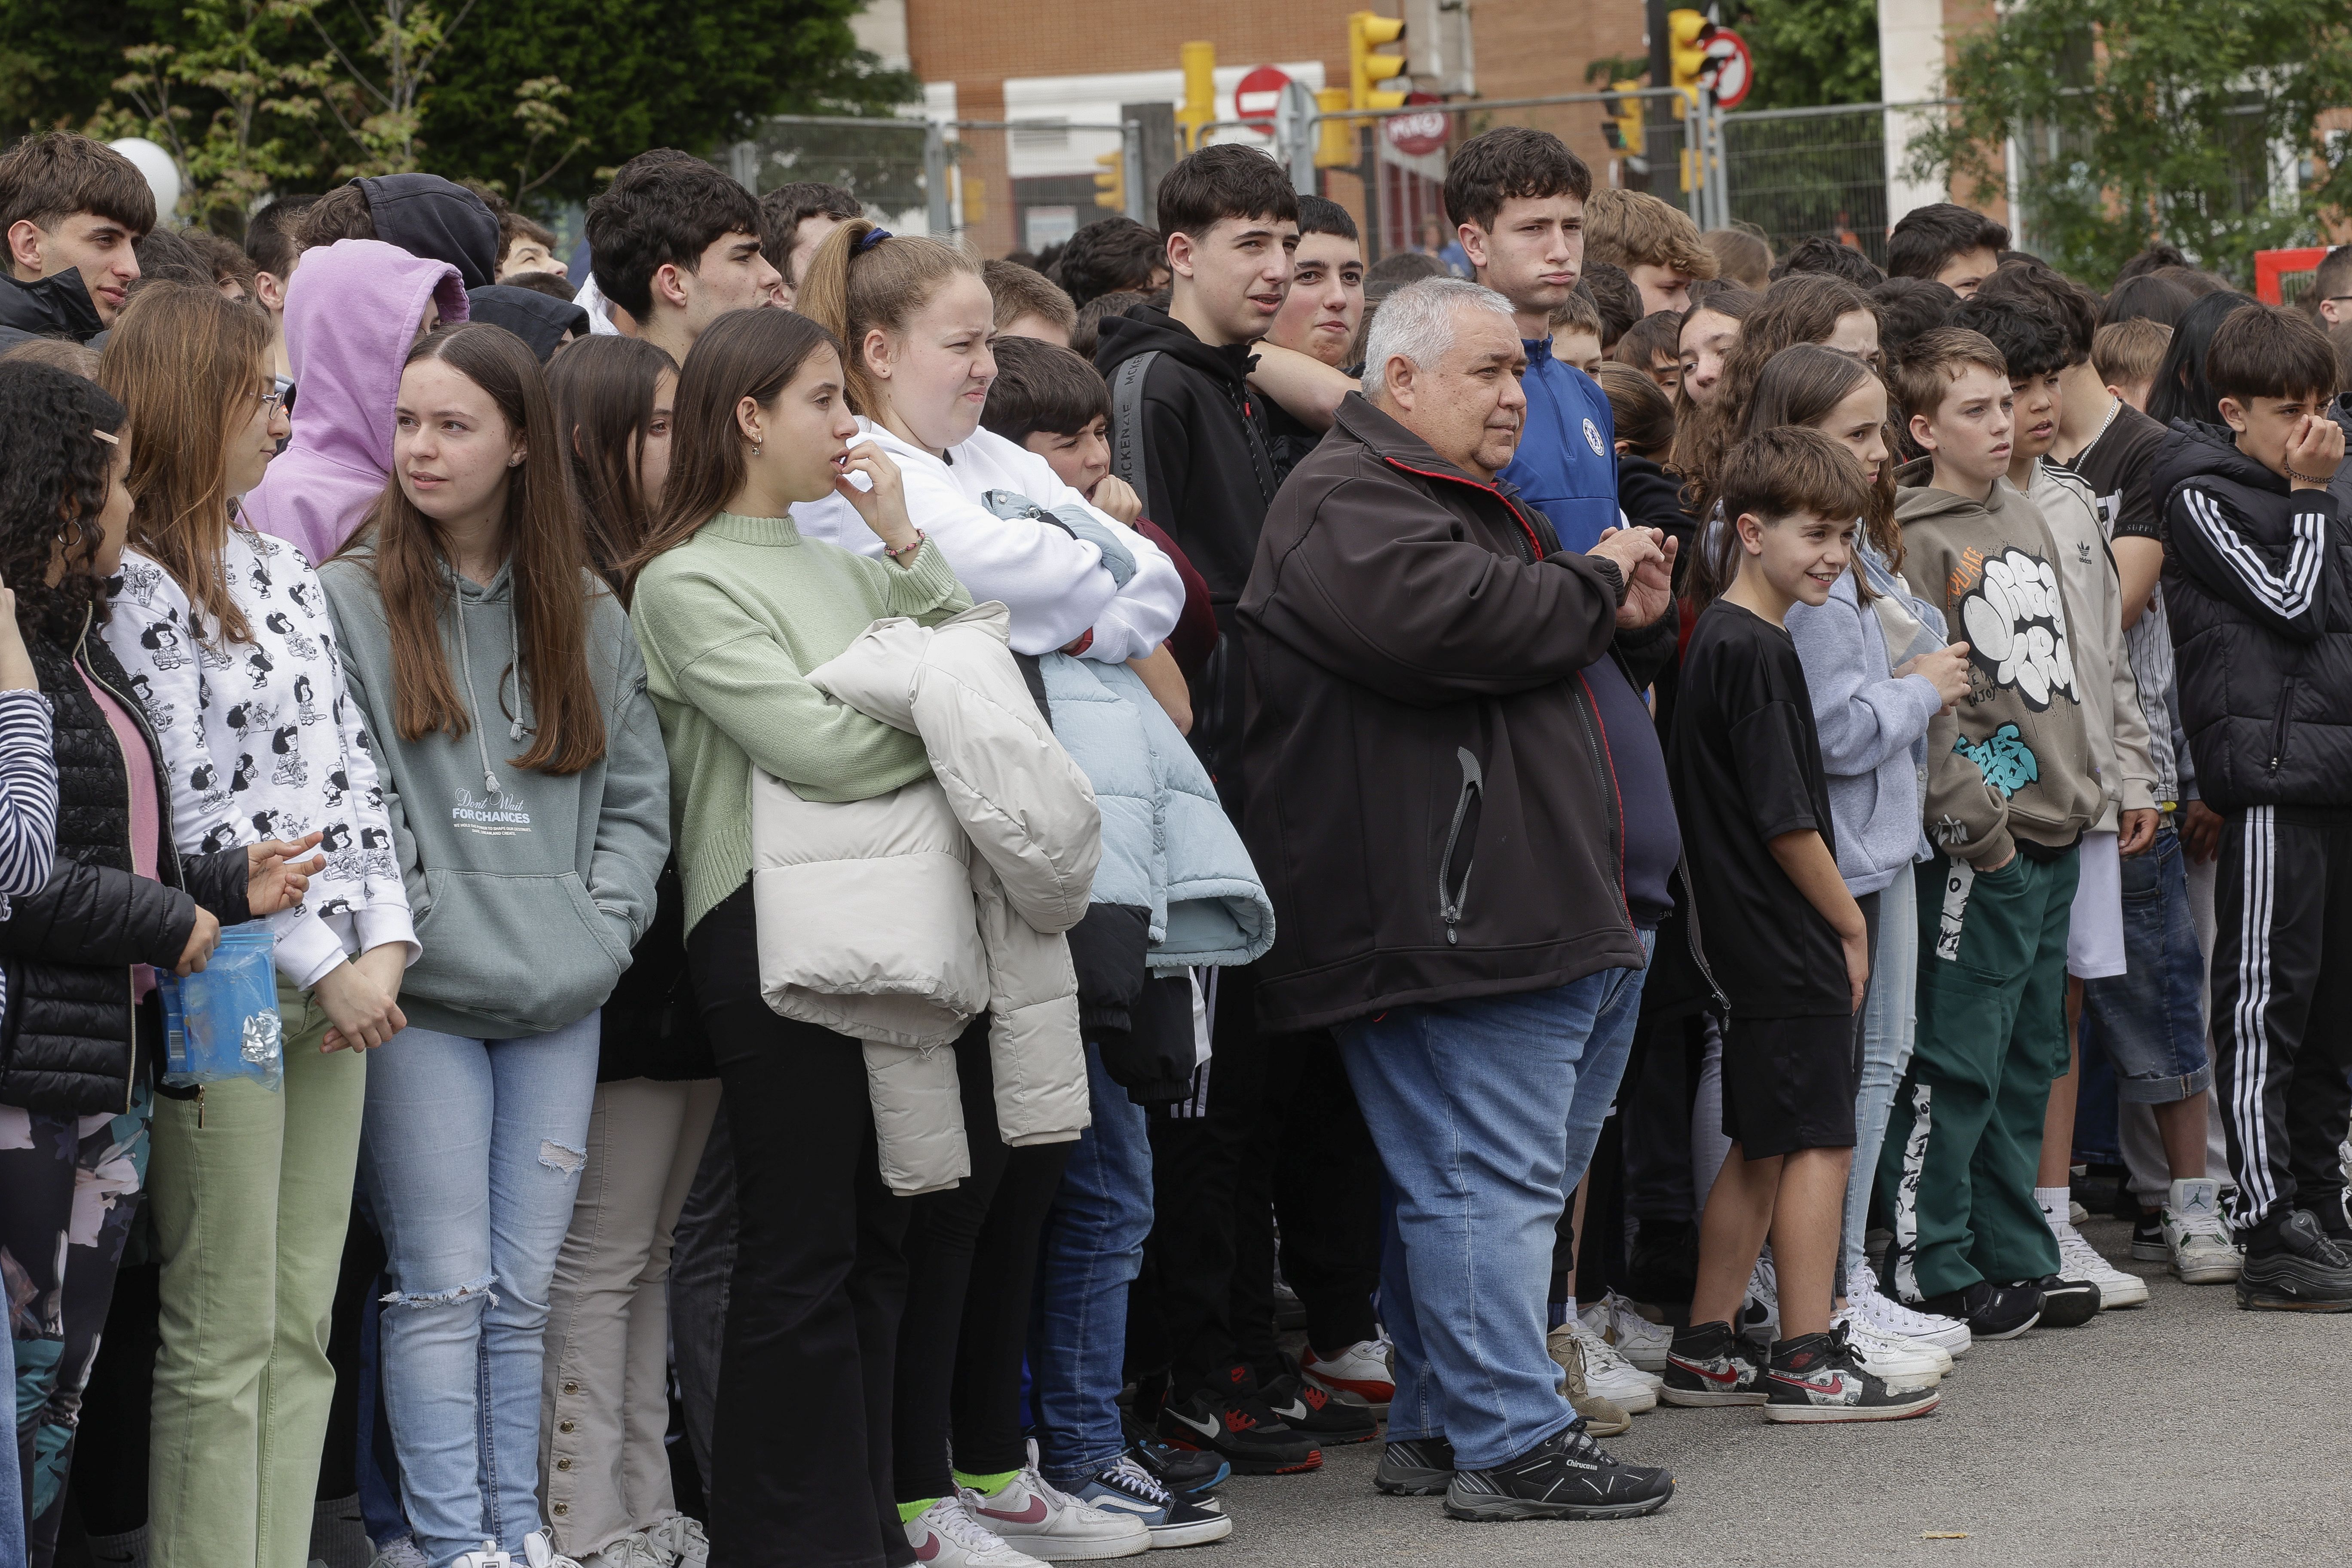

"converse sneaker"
[903,1496,1048,1567]
[1847,1262,1969,1360]
[1066,1456,1233,1549]
[1740,1251,1780,1340]
[1545,1329,1630,1437]
[2034,1274,2101,1327]
[2044,1215,2150,1308]
[1373,1435,1455,1496]
[1299,1336,1393,1412]
[2236,1208,2352,1312]
[1548,1317,1659,1411]
[1442,1425,1675,1521]
[1829,1305,1946,1390]
[1660,1320,1766,1407]
[961,1454,1151,1561]
[1154,1389,1320,1475]
[1577,1291,1672,1372]
[2163,1178,2242,1284]
[1912,1279,2041,1340]
[2131,1210,2168,1262]
[1764,1326,1941,1424]
[643,1517,709,1568]
[1260,1371,1379,1445]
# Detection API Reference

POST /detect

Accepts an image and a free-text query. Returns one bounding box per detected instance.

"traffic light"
[1314,86,1354,167]
[1602,78,1644,158]
[1093,149,1124,211]
[962,176,985,225]
[1177,41,1216,149]
[1348,11,1409,115]
[1668,8,1712,114]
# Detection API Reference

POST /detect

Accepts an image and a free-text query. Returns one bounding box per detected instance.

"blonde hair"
[1585,190,1720,281]
[794,217,982,416]
[2092,318,2172,393]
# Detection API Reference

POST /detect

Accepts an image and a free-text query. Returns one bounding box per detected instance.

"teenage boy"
[1955,293,2164,1309]
[2093,319,2172,414]
[1664,426,1940,1424]
[245,194,321,389]
[1583,189,1718,315]
[1444,126,1619,553]
[1258,194,1366,479]
[496,209,565,280]
[2152,303,2352,1308]
[1877,327,2104,1335]
[2310,245,2352,327]
[1058,215,1170,307]
[759,180,861,309]
[1886,202,2009,297]
[586,149,781,363]
[983,257,1078,345]
[0,132,152,340]
[1549,289,1606,376]
[295,173,500,288]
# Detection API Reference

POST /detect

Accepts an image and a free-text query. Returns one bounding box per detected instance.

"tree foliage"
[1731,0,1881,112]
[1913,0,2352,285]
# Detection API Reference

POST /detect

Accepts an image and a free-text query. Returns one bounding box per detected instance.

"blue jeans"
[0,1317,21,1568]
[361,1014,600,1567]
[2084,823,2212,1104]
[1845,867,1920,1285]
[1341,961,1648,1471]
[1029,1043,1154,1485]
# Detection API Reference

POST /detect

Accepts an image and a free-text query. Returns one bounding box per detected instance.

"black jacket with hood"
[0,266,102,346]
[2153,418,2352,812]
[466,284,590,363]
[1096,306,1281,811]
[1237,393,1650,1032]
[358,173,501,290]
[0,613,251,1115]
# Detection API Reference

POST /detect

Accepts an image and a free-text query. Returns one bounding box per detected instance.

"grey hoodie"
[319,546,670,1038]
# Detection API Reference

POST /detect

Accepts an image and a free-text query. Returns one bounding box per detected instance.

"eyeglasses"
[255,387,286,415]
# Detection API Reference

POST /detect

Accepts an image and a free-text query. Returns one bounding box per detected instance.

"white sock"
[1564,1295,1578,1321]
[2036,1186,2072,1223]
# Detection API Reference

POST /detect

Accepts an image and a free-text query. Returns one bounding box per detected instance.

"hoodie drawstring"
[453,588,502,796]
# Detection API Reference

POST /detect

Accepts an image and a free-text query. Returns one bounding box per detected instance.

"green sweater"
[631,511,970,934]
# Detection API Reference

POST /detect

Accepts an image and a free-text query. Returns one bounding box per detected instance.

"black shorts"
[1720,1012,1861,1160]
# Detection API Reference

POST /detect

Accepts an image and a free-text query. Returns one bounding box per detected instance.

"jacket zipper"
[1435,748,1484,946]
[2268,675,2297,772]
[1673,856,1729,1010]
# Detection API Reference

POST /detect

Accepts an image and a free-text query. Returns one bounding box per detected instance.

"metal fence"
[1717,104,1904,269]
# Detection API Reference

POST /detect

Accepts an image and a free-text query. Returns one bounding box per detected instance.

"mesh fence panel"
[1718,107,1891,268]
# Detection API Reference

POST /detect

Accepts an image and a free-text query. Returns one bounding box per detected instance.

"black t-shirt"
[1667,600,1847,1017]
[2061,401,2166,544]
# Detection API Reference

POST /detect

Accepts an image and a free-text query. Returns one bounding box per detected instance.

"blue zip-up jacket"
[1498,336,1621,554]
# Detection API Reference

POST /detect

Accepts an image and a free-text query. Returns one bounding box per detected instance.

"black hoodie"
[465,284,589,363]
[359,173,500,289]
[0,266,102,344]
[2152,418,2352,812]
[1096,306,1281,808]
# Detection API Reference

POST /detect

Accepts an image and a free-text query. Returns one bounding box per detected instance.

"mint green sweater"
[631,511,970,934]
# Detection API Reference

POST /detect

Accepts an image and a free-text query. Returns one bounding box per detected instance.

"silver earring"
[752,442,762,456]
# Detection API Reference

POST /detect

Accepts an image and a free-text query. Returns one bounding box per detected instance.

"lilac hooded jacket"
[243,239,469,568]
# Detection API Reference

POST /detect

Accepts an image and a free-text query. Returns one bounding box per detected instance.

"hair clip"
[855,227,892,254]
[91,428,119,445]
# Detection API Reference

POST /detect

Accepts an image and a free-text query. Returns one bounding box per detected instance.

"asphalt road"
[1196,1217,2347,1567]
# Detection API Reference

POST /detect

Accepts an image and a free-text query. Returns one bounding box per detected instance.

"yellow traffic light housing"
[1178,41,1216,149]
[1348,11,1409,115]
[1314,86,1355,167]
[1668,8,1711,115]
[1602,79,1645,157]
[1093,150,1124,211]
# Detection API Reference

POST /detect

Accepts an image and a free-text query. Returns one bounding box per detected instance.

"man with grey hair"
[1237,277,1679,1522]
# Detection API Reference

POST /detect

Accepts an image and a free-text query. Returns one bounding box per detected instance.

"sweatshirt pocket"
[407,869,629,1032]
[1434,748,1485,947]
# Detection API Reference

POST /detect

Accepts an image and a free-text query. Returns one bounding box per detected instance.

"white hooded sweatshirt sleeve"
[795,420,1184,663]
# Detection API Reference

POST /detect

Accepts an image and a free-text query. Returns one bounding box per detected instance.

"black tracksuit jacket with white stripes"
[2153,420,2352,814]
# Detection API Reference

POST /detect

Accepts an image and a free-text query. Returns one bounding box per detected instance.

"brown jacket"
[1237,394,1647,1032]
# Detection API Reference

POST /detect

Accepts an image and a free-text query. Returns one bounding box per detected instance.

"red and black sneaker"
[1155,1386,1323,1475]
[1261,1371,1380,1445]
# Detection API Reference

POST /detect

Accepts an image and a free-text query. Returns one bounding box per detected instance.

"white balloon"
[106,138,181,221]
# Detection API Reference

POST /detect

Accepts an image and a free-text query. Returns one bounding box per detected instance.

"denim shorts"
[2082,822,2211,1103]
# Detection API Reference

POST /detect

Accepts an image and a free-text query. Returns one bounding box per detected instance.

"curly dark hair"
[0,362,127,641]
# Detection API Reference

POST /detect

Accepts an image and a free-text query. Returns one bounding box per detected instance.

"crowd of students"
[0,116,2347,1568]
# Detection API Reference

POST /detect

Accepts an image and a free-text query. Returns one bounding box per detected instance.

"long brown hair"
[548,335,677,602]
[1743,343,1901,567]
[625,307,845,581]
[340,322,606,775]
[1675,273,1875,521]
[795,217,980,416]
[97,281,271,645]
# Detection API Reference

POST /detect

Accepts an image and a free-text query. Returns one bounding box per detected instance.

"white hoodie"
[795,419,1184,663]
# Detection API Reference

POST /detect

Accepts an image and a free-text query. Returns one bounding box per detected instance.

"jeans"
[362,1014,601,1568]
[2083,823,2211,1105]
[0,1287,19,1568]
[1845,868,1920,1286]
[1029,1044,1153,1486]
[1340,961,1648,1471]
[666,1108,735,1498]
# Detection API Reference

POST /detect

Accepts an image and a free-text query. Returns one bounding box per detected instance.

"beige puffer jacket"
[752,603,1101,1195]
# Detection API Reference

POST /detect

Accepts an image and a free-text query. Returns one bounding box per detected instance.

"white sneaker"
[453,1546,517,1568]
[1555,1315,1659,1409]
[2046,1213,2151,1308]
[369,1542,433,1568]
[1300,1334,1394,1411]
[904,1496,1048,1568]
[1577,1291,1672,1372]
[2069,1198,2089,1226]
[1741,1251,1780,1340]
[2164,1177,2244,1284]
[960,1447,1149,1561]
[580,1537,667,1568]
[1831,1302,1946,1390]
[1847,1260,1970,1359]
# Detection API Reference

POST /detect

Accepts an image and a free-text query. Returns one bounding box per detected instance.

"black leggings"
[893,1023,1073,1501]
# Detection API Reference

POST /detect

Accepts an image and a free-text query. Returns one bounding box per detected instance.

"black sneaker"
[1442,1425,1674,1521]
[1261,1371,1380,1446]
[2130,1210,2167,1262]
[1120,1413,1228,1497]
[1155,1388,1322,1475]
[1660,1320,1766,1406]
[2034,1274,2101,1327]
[1070,1455,1235,1547]
[1914,1279,2042,1340]
[1374,1435,1455,1495]
[1763,1326,1941,1424]
[2237,1208,2352,1312]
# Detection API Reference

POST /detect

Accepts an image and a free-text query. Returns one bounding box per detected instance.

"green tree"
[1732,0,1881,111]
[1913,0,2352,285]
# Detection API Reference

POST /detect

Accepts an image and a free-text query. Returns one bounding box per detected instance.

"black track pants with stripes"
[2211,805,2352,1236]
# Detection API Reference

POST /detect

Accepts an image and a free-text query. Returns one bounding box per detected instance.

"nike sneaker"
[1660,1320,1766,1407]
[2162,1178,2242,1284]
[1299,1336,1394,1412]
[1260,1372,1379,1445]
[2237,1208,2352,1311]
[902,1495,1047,1567]
[1153,1390,1320,1475]
[1763,1327,1941,1424]
[959,1451,1150,1561]
[2033,1274,2101,1327]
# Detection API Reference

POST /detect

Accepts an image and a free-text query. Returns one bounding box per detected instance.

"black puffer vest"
[0,610,249,1115]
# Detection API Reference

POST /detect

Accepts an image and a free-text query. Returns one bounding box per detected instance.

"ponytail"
[795,217,981,417]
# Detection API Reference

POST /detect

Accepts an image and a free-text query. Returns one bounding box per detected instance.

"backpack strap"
[1110,350,1159,505]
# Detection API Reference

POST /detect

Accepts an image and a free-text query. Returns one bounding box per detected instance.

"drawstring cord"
[453,585,501,796]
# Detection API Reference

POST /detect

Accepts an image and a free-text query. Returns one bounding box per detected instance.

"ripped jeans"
[360,1014,600,1567]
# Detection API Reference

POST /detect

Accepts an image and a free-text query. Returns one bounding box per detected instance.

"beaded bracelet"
[884,528,927,561]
